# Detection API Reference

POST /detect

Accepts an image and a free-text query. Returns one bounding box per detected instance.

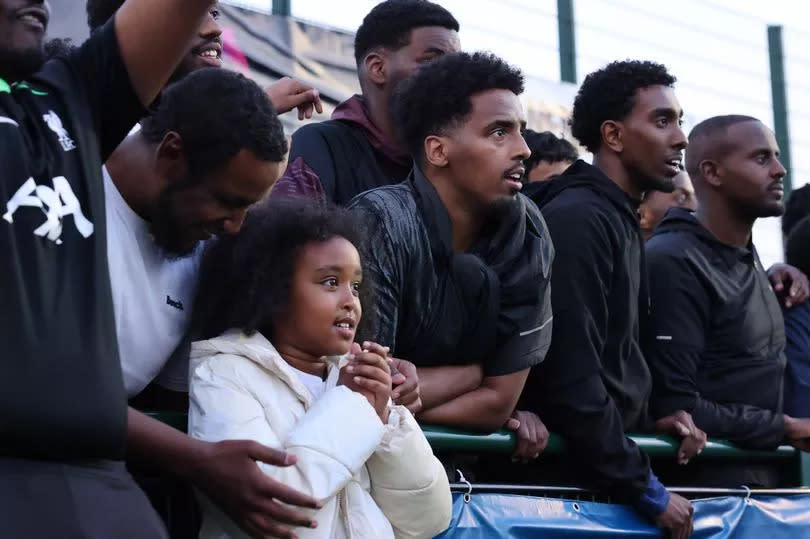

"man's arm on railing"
[417,369,528,432]
[417,363,484,410]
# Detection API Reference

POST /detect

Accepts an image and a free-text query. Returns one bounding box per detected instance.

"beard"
[0,43,45,81]
[149,180,201,259]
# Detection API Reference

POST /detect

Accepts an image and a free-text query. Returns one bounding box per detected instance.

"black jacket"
[646,208,786,450]
[520,160,654,501]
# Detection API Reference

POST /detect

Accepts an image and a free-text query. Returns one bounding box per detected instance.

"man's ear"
[424,135,449,168]
[154,131,188,183]
[700,159,722,188]
[363,50,387,86]
[638,203,653,232]
[601,120,623,153]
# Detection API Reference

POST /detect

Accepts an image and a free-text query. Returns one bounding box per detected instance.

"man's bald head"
[685,115,759,182]
[686,114,786,219]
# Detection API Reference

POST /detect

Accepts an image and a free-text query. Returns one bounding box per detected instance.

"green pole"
[768,25,793,197]
[272,0,291,16]
[557,0,577,83]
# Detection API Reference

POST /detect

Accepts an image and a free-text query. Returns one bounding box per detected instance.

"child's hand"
[338,342,392,422]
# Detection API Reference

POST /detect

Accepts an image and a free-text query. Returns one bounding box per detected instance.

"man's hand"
[768,263,809,309]
[339,342,392,422]
[655,492,694,539]
[505,410,549,463]
[389,357,422,413]
[784,415,810,451]
[265,77,324,120]
[654,410,707,465]
[190,439,320,539]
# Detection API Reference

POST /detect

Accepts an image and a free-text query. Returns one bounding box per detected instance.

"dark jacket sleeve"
[646,248,785,449]
[347,193,403,350]
[784,305,810,417]
[524,201,651,501]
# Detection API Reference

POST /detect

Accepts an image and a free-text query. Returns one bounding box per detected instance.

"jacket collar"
[191,330,346,406]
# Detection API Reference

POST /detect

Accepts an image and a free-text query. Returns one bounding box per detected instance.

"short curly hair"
[353,0,459,65]
[571,60,676,153]
[86,0,122,30]
[392,51,524,160]
[140,68,287,180]
[523,130,579,172]
[786,214,810,277]
[783,184,810,237]
[192,199,374,341]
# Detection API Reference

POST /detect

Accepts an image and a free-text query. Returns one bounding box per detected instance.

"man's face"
[169,4,222,82]
[151,149,283,256]
[719,120,787,218]
[640,170,697,237]
[618,85,688,193]
[528,159,573,182]
[443,89,530,211]
[384,26,460,92]
[0,0,49,81]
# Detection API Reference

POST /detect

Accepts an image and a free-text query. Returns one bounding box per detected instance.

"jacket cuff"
[635,471,670,519]
[286,386,385,473]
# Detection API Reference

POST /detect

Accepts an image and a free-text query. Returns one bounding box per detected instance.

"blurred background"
[49,0,810,266]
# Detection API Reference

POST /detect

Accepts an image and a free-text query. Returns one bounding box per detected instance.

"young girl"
[188,200,451,539]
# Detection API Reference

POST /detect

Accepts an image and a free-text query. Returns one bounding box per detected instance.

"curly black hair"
[86,0,122,30]
[392,51,524,160]
[783,184,810,237]
[571,60,676,153]
[192,199,374,341]
[353,0,459,65]
[786,214,810,277]
[140,68,287,180]
[523,130,578,173]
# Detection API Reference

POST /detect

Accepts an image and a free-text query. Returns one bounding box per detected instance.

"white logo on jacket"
[3,177,94,244]
[43,110,76,151]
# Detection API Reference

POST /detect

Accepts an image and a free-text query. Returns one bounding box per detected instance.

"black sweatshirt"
[645,208,786,450]
[521,160,659,506]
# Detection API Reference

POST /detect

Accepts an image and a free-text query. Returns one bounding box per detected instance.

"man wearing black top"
[271,0,461,204]
[349,52,554,460]
[0,0,314,536]
[646,115,810,487]
[521,60,699,537]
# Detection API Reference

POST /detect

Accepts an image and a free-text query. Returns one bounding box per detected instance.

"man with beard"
[521,60,699,538]
[0,1,318,537]
[349,52,555,461]
[646,115,810,487]
[86,0,324,120]
[271,0,461,204]
[106,68,330,538]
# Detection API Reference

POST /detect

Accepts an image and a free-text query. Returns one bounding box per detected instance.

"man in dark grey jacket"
[646,114,810,487]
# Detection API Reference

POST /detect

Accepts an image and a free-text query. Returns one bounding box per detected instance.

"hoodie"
[269,95,412,205]
[521,160,664,514]
[645,208,786,451]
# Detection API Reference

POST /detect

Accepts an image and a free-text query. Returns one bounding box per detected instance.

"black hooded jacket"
[520,160,654,501]
[645,208,786,450]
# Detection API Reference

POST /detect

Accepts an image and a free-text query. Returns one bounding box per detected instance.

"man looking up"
[350,52,555,462]
[271,0,461,204]
[85,0,324,120]
[646,115,810,487]
[522,60,700,538]
[639,163,697,240]
[0,1,306,536]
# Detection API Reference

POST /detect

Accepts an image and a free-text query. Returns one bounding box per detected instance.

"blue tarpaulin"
[435,493,810,538]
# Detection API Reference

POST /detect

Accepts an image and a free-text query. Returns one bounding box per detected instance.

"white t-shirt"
[104,166,201,396]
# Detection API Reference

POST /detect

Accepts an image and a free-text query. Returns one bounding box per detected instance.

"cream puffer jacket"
[188,330,452,539]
